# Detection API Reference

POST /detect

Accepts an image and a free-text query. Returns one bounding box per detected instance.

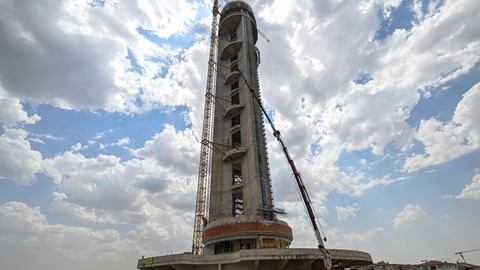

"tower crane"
[455,248,480,263]
[191,0,219,255]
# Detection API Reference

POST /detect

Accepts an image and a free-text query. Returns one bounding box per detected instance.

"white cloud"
[258,0,293,24]
[113,137,131,146]
[320,83,416,156]
[133,124,199,176]
[252,0,480,204]
[42,124,199,234]
[44,152,163,224]
[344,227,385,245]
[456,171,480,200]
[0,0,203,113]
[0,88,40,126]
[49,192,98,222]
[392,203,432,228]
[71,142,89,152]
[0,201,145,270]
[30,133,64,141]
[336,204,360,221]
[43,152,138,215]
[375,0,480,91]
[39,149,196,255]
[404,83,480,172]
[0,129,43,185]
[97,137,132,150]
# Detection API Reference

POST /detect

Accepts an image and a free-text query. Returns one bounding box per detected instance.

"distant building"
[457,263,480,270]
[420,261,459,270]
[370,260,480,270]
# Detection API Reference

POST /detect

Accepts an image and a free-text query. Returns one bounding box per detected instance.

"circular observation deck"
[219,1,258,43]
[203,216,293,247]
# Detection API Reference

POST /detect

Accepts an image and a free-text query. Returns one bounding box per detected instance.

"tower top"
[219,1,258,43]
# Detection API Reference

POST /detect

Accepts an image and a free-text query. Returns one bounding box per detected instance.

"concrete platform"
[137,248,373,270]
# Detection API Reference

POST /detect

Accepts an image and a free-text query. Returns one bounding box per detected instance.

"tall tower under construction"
[137,1,372,269]
[202,0,292,254]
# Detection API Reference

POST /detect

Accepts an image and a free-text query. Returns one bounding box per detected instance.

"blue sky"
[1,0,480,269]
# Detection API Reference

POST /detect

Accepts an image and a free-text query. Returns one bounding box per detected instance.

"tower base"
[203,216,293,255]
[137,248,373,270]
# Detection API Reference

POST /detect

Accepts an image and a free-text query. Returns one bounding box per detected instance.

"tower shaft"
[202,1,292,255]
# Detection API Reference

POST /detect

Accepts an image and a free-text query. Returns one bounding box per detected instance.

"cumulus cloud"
[38,145,196,256]
[97,137,132,150]
[456,171,480,200]
[336,204,360,221]
[253,0,480,202]
[392,204,432,228]
[0,90,40,126]
[43,150,185,225]
[113,137,131,146]
[404,83,480,172]
[71,142,89,152]
[0,0,204,113]
[0,129,42,185]
[0,201,145,270]
[44,152,138,212]
[49,192,98,222]
[41,124,198,244]
[344,227,385,245]
[133,124,199,176]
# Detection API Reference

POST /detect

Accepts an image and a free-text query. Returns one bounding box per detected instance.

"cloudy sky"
[1,0,479,269]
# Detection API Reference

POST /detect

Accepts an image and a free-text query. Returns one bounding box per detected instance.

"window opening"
[214,241,233,254]
[232,162,242,185]
[231,81,239,91]
[231,114,240,127]
[230,31,237,41]
[233,192,244,216]
[231,92,240,105]
[232,130,241,148]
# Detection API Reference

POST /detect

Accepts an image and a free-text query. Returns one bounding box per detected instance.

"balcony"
[223,146,247,161]
[221,41,243,60]
[224,104,244,118]
[224,70,241,85]
[219,12,242,37]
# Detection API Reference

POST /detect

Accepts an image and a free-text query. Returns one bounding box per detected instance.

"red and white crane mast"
[191,0,219,256]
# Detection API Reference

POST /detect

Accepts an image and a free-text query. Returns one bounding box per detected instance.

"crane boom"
[240,72,332,268]
[455,248,480,263]
[191,0,219,255]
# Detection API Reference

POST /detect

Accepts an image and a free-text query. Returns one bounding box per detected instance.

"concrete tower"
[137,2,373,269]
[202,0,292,255]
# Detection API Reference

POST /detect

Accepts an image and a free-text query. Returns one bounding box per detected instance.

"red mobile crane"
[240,72,333,269]
[455,248,480,263]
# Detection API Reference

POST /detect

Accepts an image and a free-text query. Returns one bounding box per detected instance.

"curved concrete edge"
[138,248,373,270]
[203,220,293,244]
